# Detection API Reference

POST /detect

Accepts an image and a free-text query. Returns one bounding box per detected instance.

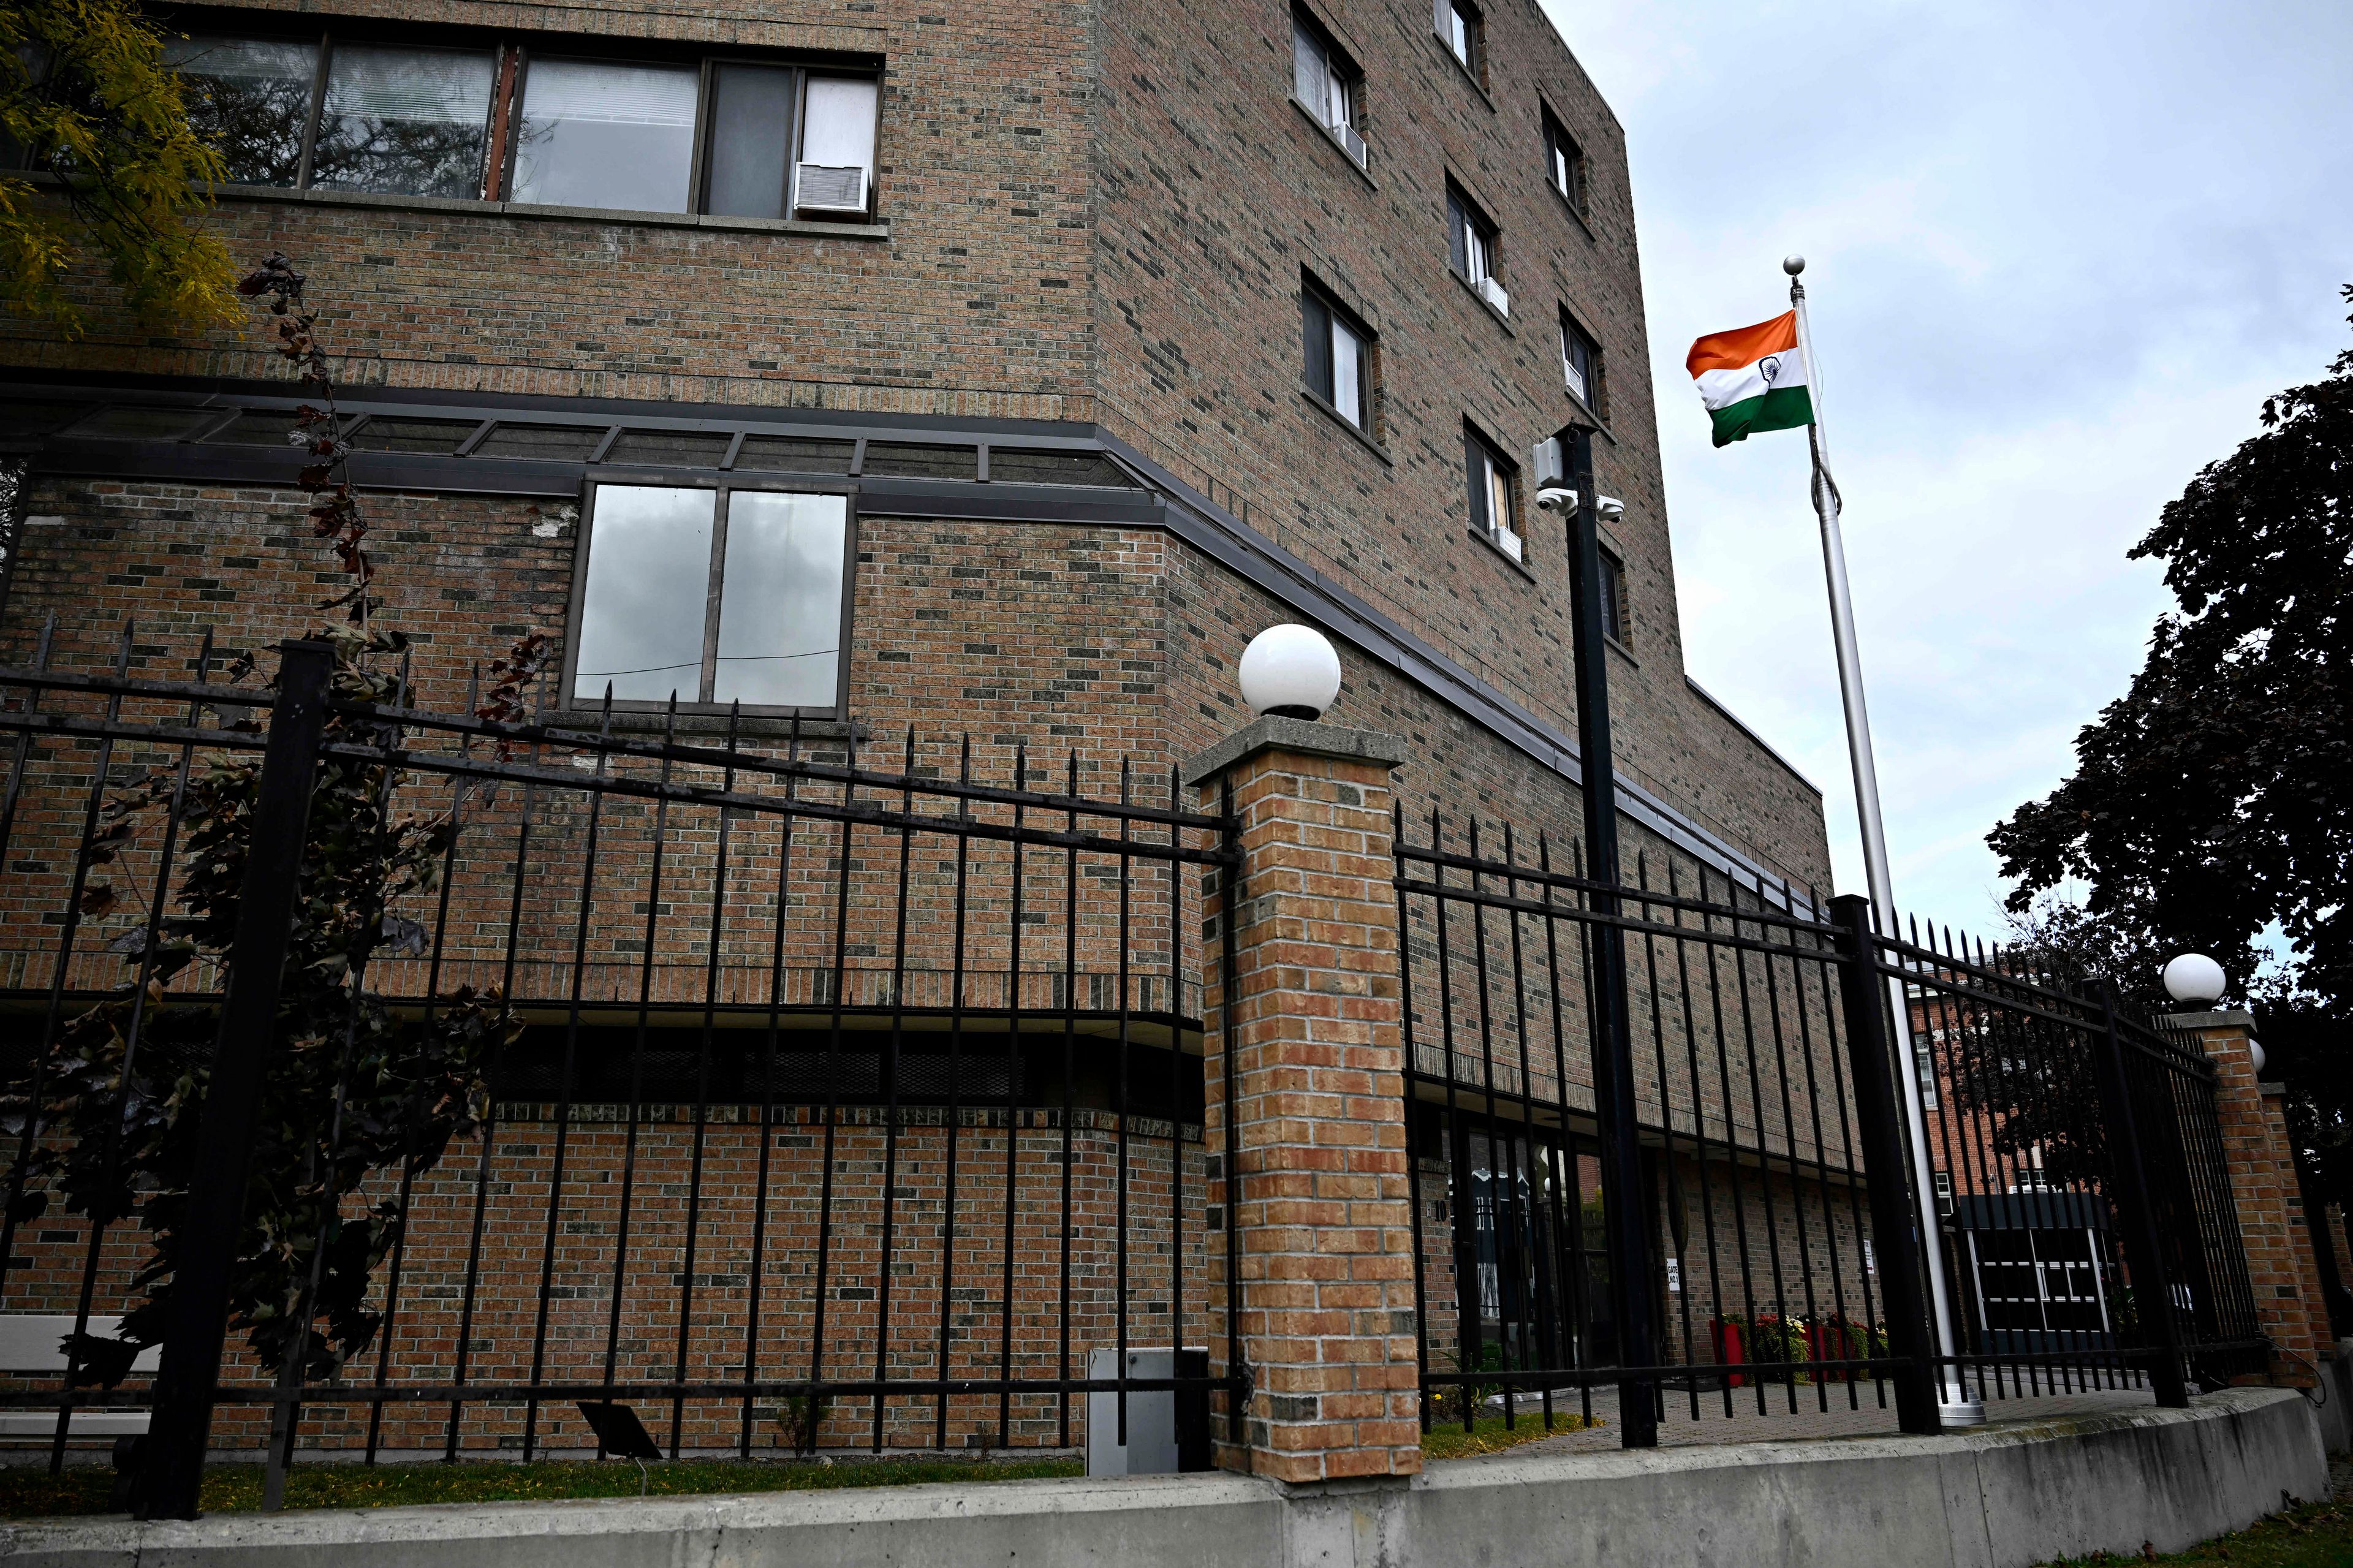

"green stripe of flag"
[1707,384,1814,449]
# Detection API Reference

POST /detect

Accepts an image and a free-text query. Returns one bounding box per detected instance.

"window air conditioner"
[1490,525,1523,562]
[795,164,868,214]
[1338,126,1368,167]
[1476,276,1510,317]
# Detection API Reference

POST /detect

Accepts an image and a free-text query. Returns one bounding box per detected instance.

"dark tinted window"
[1598,547,1630,645]
[349,417,481,453]
[862,442,977,480]
[474,423,609,460]
[987,449,1134,487]
[705,64,796,219]
[735,434,855,473]
[201,411,316,445]
[66,407,208,441]
[604,430,732,467]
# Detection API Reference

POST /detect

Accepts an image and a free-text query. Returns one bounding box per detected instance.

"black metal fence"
[1391,808,2268,1437]
[0,623,2275,1517]
[0,627,1237,1513]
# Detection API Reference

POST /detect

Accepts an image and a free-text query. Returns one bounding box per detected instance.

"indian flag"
[1686,312,1814,448]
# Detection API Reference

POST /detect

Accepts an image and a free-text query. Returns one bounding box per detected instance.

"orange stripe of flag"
[1684,311,1799,377]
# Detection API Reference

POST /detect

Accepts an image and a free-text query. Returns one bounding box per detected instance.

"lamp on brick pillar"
[1184,628,1422,1483]
[2164,963,2324,1385]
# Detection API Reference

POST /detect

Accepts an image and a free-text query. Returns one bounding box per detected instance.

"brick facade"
[0,0,1863,1482]
[1189,719,1419,1480]
[2174,1010,2324,1381]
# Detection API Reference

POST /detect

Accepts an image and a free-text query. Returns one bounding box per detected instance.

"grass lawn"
[1419,1411,1601,1460]
[0,1454,1082,1520]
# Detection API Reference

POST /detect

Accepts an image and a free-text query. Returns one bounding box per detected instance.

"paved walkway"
[1451,1377,2175,1456]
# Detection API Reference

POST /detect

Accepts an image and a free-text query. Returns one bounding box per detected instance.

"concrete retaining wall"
[0,1388,2322,1568]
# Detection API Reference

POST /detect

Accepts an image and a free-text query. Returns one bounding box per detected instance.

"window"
[511,59,698,211]
[1447,187,1507,316]
[1465,429,1519,563]
[1543,110,1583,211]
[1440,0,1482,78]
[1292,15,1365,166]
[1596,545,1629,646]
[569,484,850,713]
[1302,283,1371,433]
[160,29,880,219]
[314,44,497,198]
[1560,311,1601,412]
[165,36,319,187]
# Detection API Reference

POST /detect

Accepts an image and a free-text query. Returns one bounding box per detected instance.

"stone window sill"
[1289,97,1379,191]
[1452,268,1515,335]
[1468,523,1537,582]
[1300,387,1392,464]
[210,180,891,240]
[1550,181,1597,242]
[558,708,868,743]
[1433,36,1498,111]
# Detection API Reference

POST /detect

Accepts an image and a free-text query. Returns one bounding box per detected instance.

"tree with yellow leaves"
[0,0,236,331]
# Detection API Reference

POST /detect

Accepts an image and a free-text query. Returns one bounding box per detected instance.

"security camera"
[1534,483,1578,515]
[1596,495,1626,520]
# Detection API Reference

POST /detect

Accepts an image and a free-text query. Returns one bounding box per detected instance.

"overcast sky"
[1543,0,2353,942]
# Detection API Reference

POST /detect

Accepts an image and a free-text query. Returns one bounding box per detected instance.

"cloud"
[1547,0,2353,934]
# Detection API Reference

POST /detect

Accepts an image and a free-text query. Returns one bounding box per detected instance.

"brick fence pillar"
[1184,713,1418,1483]
[2165,1008,2322,1381]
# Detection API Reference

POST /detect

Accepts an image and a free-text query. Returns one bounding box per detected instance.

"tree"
[0,0,237,330]
[1989,284,2353,1211]
[7,258,545,1417]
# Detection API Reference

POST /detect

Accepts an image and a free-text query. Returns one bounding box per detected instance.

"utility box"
[1084,1346,1211,1476]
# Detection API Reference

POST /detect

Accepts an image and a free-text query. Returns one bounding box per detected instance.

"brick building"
[0,0,1849,1464]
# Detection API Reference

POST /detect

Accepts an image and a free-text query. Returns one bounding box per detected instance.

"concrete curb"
[0,1387,2323,1568]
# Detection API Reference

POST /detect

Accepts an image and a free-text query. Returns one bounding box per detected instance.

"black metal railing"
[1392,808,2268,1441]
[1889,919,2268,1397]
[0,627,1239,1512]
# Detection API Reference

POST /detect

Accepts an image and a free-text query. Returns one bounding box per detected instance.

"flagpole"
[1783,255,1983,1426]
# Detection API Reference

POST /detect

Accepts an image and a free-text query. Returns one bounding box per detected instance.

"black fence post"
[1828,895,1940,1434]
[1561,428,1657,1449]
[2090,986,2191,1407]
[140,640,334,1520]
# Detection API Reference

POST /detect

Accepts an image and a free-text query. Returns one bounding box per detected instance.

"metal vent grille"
[795,163,867,213]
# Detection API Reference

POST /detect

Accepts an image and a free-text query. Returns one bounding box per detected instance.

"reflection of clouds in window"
[573,488,714,703]
[513,59,699,214]
[714,493,846,708]
[310,45,493,198]
[164,36,318,187]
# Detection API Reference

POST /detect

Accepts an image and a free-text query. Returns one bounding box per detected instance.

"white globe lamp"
[2160,953,2227,1009]
[1237,624,1343,722]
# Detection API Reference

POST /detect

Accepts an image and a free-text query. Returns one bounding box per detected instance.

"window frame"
[502,50,881,221]
[1290,12,1362,143]
[1596,542,1631,648]
[1559,308,1603,417]
[1301,278,1375,437]
[560,475,860,719]
[1463,425,1521,564]
[1541,107,1584,214]
[157,15,883,221]
[1447,184,1498,287]
[1440,0,1483,81]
